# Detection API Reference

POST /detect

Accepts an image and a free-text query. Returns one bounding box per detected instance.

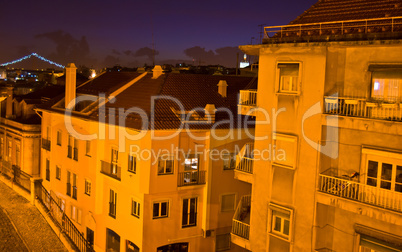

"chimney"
[217,80,228,98]
[6,87,13,119]
[152,65,163,79]
[204,104,216,123]
[65,63,77,109]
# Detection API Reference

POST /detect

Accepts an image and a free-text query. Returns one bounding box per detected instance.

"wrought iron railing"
[37,185,94,252]
[178,170,206,187]
[42,138,51,151]
[324,96,402,121]
[319,173,402,212]
[100,160,121,181]
[232,195,251,239]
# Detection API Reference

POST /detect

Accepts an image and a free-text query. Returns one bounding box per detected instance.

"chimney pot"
[204,104,216,123]
[152,65,163,79]
[217,80,228,98]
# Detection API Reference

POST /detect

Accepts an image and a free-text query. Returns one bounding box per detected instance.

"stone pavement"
[0,180,68,252]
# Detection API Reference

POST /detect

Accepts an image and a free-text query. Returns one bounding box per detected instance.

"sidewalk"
[0,180,68,252]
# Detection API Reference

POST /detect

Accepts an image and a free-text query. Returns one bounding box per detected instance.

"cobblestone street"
[0,180,67,252]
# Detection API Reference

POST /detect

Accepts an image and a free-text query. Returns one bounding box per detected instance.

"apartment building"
[231,0,402,251]
[37,64,256,251]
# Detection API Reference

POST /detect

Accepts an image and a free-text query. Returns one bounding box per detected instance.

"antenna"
[258,24,267,44]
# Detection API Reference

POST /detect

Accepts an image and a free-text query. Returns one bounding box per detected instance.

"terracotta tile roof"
[39,72,257,131]
[290,0,402,25]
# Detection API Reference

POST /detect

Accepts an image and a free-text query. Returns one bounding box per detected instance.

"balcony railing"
[178,170,206,187]
[319,173,402,212]
[232,195,251,239]
[264,16,402,41]
[100,160,121,181]
[324,97,402,121]
[239,90,257,106]
[235,143,254,174]
[42,138,51,151]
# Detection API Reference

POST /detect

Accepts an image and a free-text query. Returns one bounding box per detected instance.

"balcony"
[238,90,257,116]
[231,195,251,248]
[234,143,254,183]
[177,170,206,187]
[100,161,121,181]
[42,138,51,151]
[318,169,402,212]
[324,96,402,121]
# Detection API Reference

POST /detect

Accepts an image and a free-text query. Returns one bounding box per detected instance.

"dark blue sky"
[0,0,317,68]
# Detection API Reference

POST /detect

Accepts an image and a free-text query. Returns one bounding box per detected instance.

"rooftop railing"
[264,16,402,41]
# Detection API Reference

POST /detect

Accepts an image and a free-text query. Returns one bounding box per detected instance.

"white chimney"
[217,80,228,98]
[65,63,77,109]
[204,104,216,123]
[152,65,163,79]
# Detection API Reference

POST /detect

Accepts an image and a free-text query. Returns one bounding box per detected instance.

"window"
[73,138,79,161]
[131,199,140,218]
[46,159,50,181]
[15,142,20,167]
[277,63,301,94]
[370,69,402,102]
[128,155,136,173]
[222,153,236,170]
[158,156,174,175]
[126,240,139,252]
[71,205,82,224]
[221,194,236,212]
[182,197,197,227]
[273,133,298,169]
[216,233,231,251]
[67,171,71,196]
[153,201,168,219]
[85,179,91,196]
[111,148,119,175]
[269,203,293,240]
[72,173,77,200]
[7,140,12,161]
[85,140,91,156]
[184,154,199,171]
[67,135,73,158]
[363,148,402,193]
[56,166,61,180]
[109,189,117,218]
[57,130,62,146]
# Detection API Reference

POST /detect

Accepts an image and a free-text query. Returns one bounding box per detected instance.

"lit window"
[153,201,169,219]
[158,156,174,175]
[182,197,197,227]
[269,203,293,240]
[277,63,301,94]
[273,133,298,169]
[185,154,199,171]
[221,194,236,212]
[370,69,402,102]
[131,200,140,218]
[85,180,91,196]
[128,155,136,173]
[111,148,119,175]
[216,233,231,251]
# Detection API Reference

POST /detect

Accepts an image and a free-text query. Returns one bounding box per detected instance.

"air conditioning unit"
[202,229,215,238]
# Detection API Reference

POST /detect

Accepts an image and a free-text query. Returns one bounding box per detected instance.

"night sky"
[1,0,317,69]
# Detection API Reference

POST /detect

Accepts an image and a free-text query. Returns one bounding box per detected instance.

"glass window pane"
[153,203,159,217]
[367,161,378,177]
[161,202,167,216]
[283,219,290,236]
[273,215,281,232]
[166,160,173,173]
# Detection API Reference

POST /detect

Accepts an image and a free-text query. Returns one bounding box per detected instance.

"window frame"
[45,159,50,181]
[57,130,62,146]
[131,199,140,218]
[268,203,293,241]
[220,193,236,212]
[109,189,117,218]
[85,179,91,196]
[184,154,199,171]
[56,165,61,180]
[158,155,174,175]
[152,200,169,219]
[275,62,302,95]
[85,140,91,157]
[272,133,298,170]
[182,197,197,228]
[369,68,402,103]
[128,155,136,174]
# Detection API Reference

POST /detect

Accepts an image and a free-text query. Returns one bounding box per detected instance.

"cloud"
[123,50,133,56]
[101,55,120,68]
[183,46,242,67]
[112,49,121,55]
[35,30,91,65]
[134,47,159,62]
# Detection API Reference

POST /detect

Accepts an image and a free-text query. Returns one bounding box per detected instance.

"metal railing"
[232,195,251,239]
[178,170,206,187]
[265,16,402,39]
[324,96,402,121]
[37,185,94,252]
[319,174,402,212]
[100,160,121,181]
[235,143,254,174]
[42,138,51,151]
[239,90,257,106]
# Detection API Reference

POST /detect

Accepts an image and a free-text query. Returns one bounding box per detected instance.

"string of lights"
[0,53,65,68]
